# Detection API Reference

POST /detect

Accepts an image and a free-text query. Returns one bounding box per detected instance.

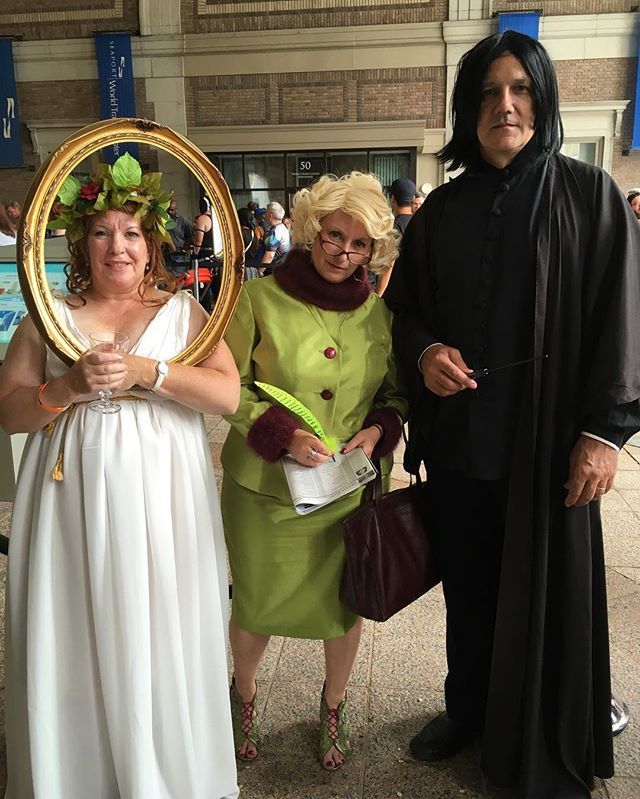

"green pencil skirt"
[221,473,361,640]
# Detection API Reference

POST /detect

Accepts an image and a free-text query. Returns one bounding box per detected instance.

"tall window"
[371,151,412,187]
[560,140,600,167]
[208,148,414,212]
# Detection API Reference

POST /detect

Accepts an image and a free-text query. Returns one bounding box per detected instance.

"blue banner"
[95,33,138,163]
[498,12,540,41]
[0,39,23,168]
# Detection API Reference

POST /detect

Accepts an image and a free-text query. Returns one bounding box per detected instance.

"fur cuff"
[247,405,301,462]
[364,407,403,458]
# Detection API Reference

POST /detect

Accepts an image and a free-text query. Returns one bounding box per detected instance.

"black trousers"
[424,469,508,730]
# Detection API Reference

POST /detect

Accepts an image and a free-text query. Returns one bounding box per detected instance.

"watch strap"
[152,361,168,392]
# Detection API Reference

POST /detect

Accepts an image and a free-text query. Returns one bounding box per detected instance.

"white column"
[135,0,195,214]
[449,0,491,21]
[139,0,182,36]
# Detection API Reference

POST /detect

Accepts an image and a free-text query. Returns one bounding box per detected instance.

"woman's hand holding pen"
[287,429,332,468]
[342,425,382,459]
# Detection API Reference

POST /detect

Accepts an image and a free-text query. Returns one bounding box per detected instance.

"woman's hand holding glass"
[55,332,128,413]
[286,429,332,468]
[62,346,127,401]
[341,425,382,459]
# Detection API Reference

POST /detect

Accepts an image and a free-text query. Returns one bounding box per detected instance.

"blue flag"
[0,39,23,167]
[498,12,540,40]
[95,33,139,164]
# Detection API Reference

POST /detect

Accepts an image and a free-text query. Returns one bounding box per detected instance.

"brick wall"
[186,67,446,128]
[493,0,632,13]
[17,76,152,126]
[556,58,631,103]
[555,57,640,190]
[19,80,101,122]
[180,0,447,33]
[0,0,140,41]
[612,108,640,194]
[558,56,639,191]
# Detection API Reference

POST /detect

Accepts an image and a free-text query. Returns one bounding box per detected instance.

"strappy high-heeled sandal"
[230,677,261,761]
[318,685,350,770]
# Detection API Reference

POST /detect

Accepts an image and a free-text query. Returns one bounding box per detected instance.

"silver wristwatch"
[152,360,169,392]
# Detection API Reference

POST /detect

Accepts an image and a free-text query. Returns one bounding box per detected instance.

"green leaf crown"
[47,152,175,245]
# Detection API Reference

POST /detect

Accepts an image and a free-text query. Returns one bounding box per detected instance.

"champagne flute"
[88,331,130,414]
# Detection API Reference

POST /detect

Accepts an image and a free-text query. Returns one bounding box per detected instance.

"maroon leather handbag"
[340,471,440,622]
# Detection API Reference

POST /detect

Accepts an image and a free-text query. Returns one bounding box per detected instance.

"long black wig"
[438,30,564,171]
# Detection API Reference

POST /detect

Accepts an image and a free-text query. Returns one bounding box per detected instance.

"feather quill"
[255,381,339,453]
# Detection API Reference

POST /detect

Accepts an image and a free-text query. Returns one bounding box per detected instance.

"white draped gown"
[4,292,239,799]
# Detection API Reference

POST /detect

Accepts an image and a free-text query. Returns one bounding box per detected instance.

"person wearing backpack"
[260,201,290,275]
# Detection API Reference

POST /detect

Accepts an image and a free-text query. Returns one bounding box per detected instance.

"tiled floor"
[0,417,638,798]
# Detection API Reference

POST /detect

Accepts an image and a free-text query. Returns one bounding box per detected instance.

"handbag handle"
[372,468,383,502]
[361,464,382,504]
[362,428,423,505]
[401,425,423,488]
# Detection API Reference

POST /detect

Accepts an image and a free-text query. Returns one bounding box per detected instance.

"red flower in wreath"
[79,181,101,202]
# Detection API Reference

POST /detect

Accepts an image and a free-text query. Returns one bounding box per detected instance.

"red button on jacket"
[320,389,334,400]
[324,347,337,359]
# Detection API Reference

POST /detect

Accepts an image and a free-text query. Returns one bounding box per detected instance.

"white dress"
[4,292,239,799]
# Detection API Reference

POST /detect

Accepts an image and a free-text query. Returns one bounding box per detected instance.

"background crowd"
[0,201,20,246]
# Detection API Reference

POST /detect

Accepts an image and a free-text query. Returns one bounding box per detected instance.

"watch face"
[157,361,169,376]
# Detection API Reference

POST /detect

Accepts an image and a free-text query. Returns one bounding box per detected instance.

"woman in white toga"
[0,155,240,799]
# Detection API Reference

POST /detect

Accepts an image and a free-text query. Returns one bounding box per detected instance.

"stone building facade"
[1,0,639,212]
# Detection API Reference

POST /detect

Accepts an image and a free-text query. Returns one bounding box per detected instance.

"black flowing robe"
[385,153,640,798]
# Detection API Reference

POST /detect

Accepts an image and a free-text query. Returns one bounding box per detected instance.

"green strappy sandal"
[318,686,350,770]
[230,677,261,761]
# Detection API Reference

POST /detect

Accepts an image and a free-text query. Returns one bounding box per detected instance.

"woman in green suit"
[221,172,407,770]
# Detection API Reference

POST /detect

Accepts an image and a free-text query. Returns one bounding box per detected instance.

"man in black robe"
[385,31,640,799]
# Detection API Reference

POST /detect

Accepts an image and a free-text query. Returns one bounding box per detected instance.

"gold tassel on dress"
[42,420,57,437]
[51,451,64,481]
[47,404,75,481]
[44,398,142,482]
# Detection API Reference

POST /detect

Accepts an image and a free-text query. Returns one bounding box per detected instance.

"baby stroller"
[178,248,222,313]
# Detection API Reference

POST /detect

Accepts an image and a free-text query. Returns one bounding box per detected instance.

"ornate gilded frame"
[18,118,244,366]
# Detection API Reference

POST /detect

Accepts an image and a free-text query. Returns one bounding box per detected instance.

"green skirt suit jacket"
[221,249,407,639]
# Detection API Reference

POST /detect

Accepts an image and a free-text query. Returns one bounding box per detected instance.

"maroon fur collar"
[274,248,371,311]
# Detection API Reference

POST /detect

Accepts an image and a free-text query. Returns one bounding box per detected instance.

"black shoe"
[409,712,477,762]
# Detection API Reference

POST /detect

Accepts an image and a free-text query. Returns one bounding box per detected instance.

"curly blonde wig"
[291,172,399,275]
[65,204,175,303]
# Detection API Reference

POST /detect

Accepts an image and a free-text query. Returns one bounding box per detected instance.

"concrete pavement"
[0,416,637,798]
[204,416,640,799]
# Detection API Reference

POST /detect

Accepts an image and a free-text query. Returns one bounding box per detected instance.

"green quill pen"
[255,381,340,454]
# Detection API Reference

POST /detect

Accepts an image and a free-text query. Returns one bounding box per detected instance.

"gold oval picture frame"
[18,117,244,366]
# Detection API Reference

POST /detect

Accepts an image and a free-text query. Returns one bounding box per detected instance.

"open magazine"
[281,448,377,515]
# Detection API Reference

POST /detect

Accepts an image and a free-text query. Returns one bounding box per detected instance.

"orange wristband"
[36,382,69,414]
